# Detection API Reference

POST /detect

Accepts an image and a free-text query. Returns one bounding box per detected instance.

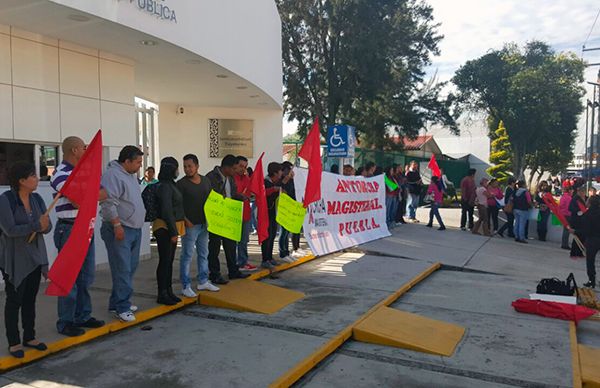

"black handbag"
[536,273,578,297]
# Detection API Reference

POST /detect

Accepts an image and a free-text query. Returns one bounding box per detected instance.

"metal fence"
[283,142,470,186]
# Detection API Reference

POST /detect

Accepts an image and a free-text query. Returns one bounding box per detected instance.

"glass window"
[0,142,35,186]
[39,145,59,181]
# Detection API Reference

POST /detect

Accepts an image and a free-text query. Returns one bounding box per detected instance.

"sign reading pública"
[132,0,177,23]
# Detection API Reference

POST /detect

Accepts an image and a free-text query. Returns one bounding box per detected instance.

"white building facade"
[0,0,283,265]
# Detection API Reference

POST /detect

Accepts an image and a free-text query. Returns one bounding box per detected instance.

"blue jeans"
[386,196,398,225]
[101,222,142,314]
[513,209,529,241]
[250,202,257,232]
[428,202,445,227]
[406,193,419,219]
[180,223,209,288]
[53,221,95,332]
[237,220,252,266]
[279,227,290,258]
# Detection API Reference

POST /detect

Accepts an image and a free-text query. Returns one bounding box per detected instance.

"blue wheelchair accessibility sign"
[327,125,355,157]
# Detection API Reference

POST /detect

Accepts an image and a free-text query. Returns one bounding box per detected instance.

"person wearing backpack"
[512,180,532,243]
[153,157,186,305]
[99,146,145,322]
[0,162,51,358]
[497,177,516,238]
[582,195,600,288]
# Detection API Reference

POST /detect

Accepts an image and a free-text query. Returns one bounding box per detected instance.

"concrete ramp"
[197,279,305,314]
[353,306,465,357]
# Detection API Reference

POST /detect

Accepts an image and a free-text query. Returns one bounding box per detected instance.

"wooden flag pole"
[28,193,62,243]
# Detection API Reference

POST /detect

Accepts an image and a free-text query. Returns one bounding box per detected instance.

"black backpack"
[141,183,161,222]
[536,273,578,296]
[513,191,530,210]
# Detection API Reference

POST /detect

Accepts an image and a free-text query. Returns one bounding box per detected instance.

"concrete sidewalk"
[0,207,598,387]
[0,234,310,358]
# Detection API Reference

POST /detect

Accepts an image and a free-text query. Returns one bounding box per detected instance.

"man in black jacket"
[583,195,600,288]
[205,155,249,283]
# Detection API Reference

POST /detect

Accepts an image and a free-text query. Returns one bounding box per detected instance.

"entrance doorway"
[135,97,159,177]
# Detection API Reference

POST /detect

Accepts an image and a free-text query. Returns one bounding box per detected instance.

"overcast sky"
[283,0,600,152]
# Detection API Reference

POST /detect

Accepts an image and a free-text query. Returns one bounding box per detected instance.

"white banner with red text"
[294,169,390,256]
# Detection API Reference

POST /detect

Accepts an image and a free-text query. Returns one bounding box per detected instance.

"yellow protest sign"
[204,190,243,241]
[276,192,307,234]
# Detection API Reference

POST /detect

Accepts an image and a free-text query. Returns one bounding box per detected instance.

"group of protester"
[0,136,306,358]
[459,170,599,289]
[342,160,453,231]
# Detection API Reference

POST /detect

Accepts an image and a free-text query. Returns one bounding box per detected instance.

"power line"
[584,7,600,49]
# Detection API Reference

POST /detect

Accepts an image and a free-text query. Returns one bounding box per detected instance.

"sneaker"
[269,259,279,267]
[412,219,420,223]
[240,263,258,271]
[211,276,229,285]
[261,261,275,269]
[197,282,220,292]
[280,255,295,263]
[425,223,432,228]
[438,226,446,231]
[460,227,466,231]
[291,250,304,258]
[182,287,197,298]
[110,305,138,314]
[116,311,136,322]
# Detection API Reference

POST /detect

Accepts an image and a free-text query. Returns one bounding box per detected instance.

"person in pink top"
[426,176,446,230]
[559,186,573,250]
[486,179,504,233]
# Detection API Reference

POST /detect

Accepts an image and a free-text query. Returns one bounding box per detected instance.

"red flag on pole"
[542,192,569,228]
[299,117,322,207]
[46,130,103,296]
[428,154,441,178]
[248,152,269,244]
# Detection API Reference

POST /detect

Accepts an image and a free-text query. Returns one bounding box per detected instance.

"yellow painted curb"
[0,254,319,372]
[269,262,441,388]
[579,344,600,387]
[0,297,198,372]
[570,322,583,388]
[248,254,317,281]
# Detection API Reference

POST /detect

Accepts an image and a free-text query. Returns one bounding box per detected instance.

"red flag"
[542,192,569,228]
[428,154,441,178]
[299,118,322,207]
[248,152,269,244]
[46,130,103,296]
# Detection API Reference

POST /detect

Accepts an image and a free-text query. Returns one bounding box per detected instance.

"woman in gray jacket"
[0,162,52,358]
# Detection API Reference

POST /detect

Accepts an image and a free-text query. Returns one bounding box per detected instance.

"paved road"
[0,208,597,387]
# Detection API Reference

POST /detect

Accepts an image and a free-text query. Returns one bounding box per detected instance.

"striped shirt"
[50,161,78,219]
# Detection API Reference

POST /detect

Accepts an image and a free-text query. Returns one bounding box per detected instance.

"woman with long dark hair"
[569,185,587,260]
[0,162,52,358]
[153,157,186,305]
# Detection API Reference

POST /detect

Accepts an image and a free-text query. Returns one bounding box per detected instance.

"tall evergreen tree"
[487,121,512,183]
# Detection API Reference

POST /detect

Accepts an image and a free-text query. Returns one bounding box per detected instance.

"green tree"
[452,41,585,177]
[277,0,456,144]
[487,121,512,183]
